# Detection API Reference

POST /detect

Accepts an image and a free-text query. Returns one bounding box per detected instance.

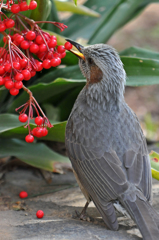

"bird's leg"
[75,201,90,221]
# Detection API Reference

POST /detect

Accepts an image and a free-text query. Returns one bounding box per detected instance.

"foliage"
[1,0,159,175]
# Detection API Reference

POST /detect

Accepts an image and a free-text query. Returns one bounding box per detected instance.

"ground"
[1,168,159,240]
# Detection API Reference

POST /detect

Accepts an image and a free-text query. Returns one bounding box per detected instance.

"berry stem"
[16,15,29,31]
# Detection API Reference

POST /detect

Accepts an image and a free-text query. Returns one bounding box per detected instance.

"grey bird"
[65,39,159,240]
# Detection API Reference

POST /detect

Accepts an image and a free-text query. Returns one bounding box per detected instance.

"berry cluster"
[16,87,53,143]
[0,0,72,143]
[0,0,71,96]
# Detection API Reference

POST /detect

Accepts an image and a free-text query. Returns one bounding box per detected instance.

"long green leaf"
[54,0,100,17]
[0,113,66,142]
[64,0,151,43]
[121,56,159,86]
[0,138,69,171]
[120,47,159,60]
[8,78,85,113]
[89,0,144,44]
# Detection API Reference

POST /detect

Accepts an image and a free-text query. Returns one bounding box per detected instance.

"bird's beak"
[65,39,85,61]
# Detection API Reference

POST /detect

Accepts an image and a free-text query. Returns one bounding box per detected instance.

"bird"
[65,39,159,240]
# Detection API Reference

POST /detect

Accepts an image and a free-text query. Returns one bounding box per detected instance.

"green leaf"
[0,138,69,172]
[120,47,159,60]
[42,0,60,34]
[8,78,85,113]
[0,113,66,142]
[121,56,159,86]
[149,151,159,181]
[73,0,77,5]
[54,0,100,17]
[43,30,67,45]
[89,0,144,44]
[35,66,83,83]
[64,0,150,43]
[30,0,52,25]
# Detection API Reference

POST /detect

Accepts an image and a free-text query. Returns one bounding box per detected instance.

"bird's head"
[66,39,126,102]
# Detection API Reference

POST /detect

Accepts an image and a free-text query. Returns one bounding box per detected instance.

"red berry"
[15,73,24,81]
[15,35,24,44]
[29,43,39,53]
[30,70,36,77]
[35,116,43,125]
[26,31,36,41]
[19,58,27,69]
[10,88,19,96]
[19,113,28,122]
[5,19,15,29]
[41,128,48,137]
[29,1,37,10]
[51,57,61,67]
[35,61,43,71]
[0,66,5,75]
[12,33,19,41]
[25,134,34,143]
[57,45,65,53]
[39,44,47,52]
[46,50,54,60]
[36,210,44,219]
[48,39,57,48]
[5,80,14,89]
[3,36,7,43]
[20,2,29,11]
[5,63,12,72]
[60,52,66,59]
[0,23,6,32]
[32,127,43,138]
[35,35,44,45]
[0,77,4,85]
[20,40,30,49]
[51,58,57,67]
[13,62,21,70]
[19,191,28,198]
[22,70,31,80]
[43,59,51,69]
[3,76,11,82]
[11,4,20,13]
[64,42,73,50]
[14,81,23,89]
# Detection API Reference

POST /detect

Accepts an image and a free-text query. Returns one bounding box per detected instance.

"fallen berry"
[36,210,44,219]
[19,191,28,198]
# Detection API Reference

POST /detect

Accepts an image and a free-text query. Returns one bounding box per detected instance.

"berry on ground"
[19,191,28,198]
[36,210,44,219]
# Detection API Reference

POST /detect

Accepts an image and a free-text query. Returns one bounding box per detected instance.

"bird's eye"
[88,58,93,64]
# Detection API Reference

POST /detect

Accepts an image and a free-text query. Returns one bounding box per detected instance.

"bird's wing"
[66,108,151,203]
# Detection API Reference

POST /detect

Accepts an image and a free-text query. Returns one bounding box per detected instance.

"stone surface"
[0,168,159,240]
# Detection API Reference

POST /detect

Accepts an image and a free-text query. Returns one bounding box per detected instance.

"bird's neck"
[85,81,125,111]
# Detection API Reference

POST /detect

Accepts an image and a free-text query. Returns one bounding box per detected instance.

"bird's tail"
[123,196,159,240]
